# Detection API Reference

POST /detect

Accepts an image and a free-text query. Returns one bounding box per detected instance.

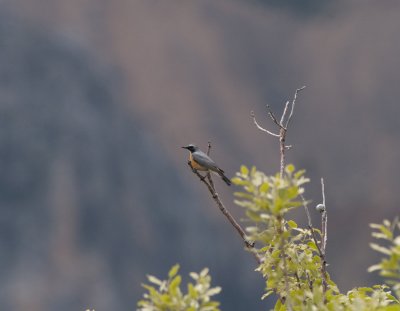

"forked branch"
[251,86,306,178]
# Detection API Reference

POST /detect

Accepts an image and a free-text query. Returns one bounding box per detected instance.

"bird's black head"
[182,144,198,153]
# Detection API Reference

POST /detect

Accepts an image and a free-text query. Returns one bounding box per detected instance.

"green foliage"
[369,219,400,299]
[137,264,221,311]
[137,165,400,310]
[232,164,400,311]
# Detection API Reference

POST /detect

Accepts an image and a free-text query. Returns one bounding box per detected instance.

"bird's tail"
[218,171,231,186]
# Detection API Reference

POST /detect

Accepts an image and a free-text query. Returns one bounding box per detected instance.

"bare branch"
[301,194,312,228]
[301,194,323,256]
[281,237,291,311]
[206,142,216,191]
[267,105,284,129]
[285,86,306,128]
[280,101,290,126]
[250,111,279,137]
[320,178,327,255]
[187,161,262,264]
[301,193,328,296]
[251,87,305,179]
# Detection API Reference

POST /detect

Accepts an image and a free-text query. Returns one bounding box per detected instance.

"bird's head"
[182,144,198,153]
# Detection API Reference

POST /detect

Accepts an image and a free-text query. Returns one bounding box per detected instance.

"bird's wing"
[192,151,222,172]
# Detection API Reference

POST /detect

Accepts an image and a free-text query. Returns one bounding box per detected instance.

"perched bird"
[182,144,231,186]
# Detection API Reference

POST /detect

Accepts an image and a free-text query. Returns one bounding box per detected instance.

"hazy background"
[1,0,399,310]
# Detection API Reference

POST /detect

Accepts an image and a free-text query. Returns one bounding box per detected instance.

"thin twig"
[280,101,290,126]
[314,179,328,295]
[187,162,262,264]
[320,178,327,255]
[301,193,322,254]
[267,105,284,129]
[285,86,306,128]
[279,127,286,179]
[301,193,328,296]
[206,142,215,191]
[301,194,312,228]
[277,217,292,311]
[251,87,305,179]
[206,141,212,155]
[250,111,279,137]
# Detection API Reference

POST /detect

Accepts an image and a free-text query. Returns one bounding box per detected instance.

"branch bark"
[301,178,329,297]
[251,86,306,178]
[187,145,262,265]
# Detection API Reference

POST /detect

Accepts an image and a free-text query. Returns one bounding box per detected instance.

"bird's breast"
[189,153,208,171]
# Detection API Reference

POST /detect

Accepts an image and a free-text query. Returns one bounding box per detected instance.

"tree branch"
[320,178,327,254]
[250,87,306,179]
[285,86,306,128]
[301,189,328,296]
[206,142,216,191]
[267,105,284,129]
[250,111,279,137]
[279,101,290,126]
[278,216,292,311]
[187,151,262,264]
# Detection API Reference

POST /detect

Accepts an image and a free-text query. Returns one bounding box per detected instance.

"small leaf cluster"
[233,164,308,222]
[232,164,400,310]
[369,219,400,299]
[137,264,221,311]
[285,284,398,311]
[233,165,324,300]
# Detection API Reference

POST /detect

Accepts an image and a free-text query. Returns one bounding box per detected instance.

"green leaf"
[261,290,274,300]
[206,287,222,296]
[370,223,384,230]
[370,243,392,255]
[147,275,163,286]
[368,264,382,272]
[273,298,286,311]
[189,272,199,280]
[259,182,270,193]
[234,192,254,199]
[380,225,394,240]
[383,305,400,311]
[285,164,295,174]
[287,220,298,229]
[188,283,198,298]
[200,267,209,277]
[168,264,180,279]
[245,210,262,222]
[294,169,306,179]
[169,275,182,293]
[308,241,319,252]
[142,284,157,294]
[231,177,248,186]
[385,294,399,303]
[372,232,392,240]
[383,219,391,227]
[240,165,249,176]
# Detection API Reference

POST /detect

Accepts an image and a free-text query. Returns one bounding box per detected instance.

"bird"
[182,144,231,186]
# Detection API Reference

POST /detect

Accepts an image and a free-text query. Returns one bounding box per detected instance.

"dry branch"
[187,144,262,264]
[251,86,306,178]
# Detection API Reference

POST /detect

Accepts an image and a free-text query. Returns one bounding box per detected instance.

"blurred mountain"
[1,0,400,310]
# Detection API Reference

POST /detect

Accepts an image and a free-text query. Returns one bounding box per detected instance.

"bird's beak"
[182,146,189,150]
